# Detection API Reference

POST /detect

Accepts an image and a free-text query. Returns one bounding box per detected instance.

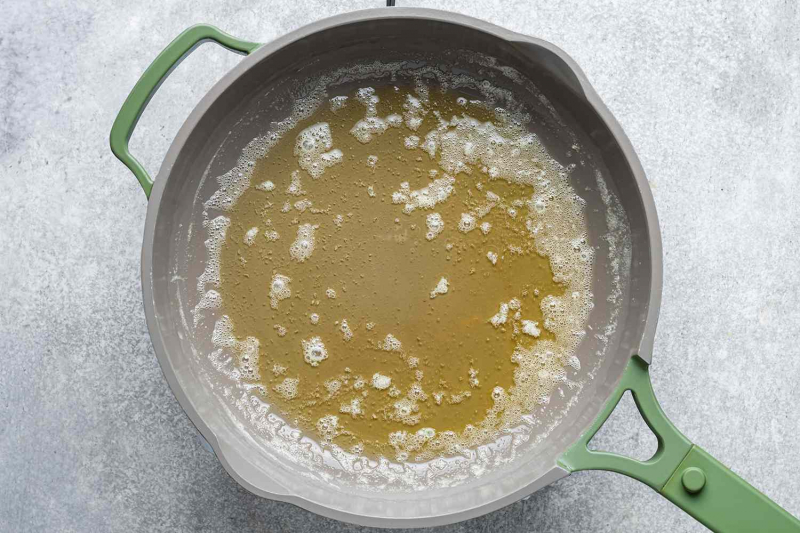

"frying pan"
[109,7,800,531]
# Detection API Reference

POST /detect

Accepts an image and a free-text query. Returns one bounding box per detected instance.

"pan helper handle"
[559,356,800,532]
[109,25,261,198]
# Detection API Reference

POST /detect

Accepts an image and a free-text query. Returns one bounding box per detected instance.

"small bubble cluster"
[294,199,312,212]
[294,123,343,179]
[349,87,403,144]
[269,273,291,309]
[273,377,299,400]
[316,415,339,442]
[404,135,420,149]
[425,213,444,240]
[391,175,455,214]
[521,320,541,337]
[243,227,259,246]
[286,170,305,196]
[197,216,230,292]
[490,301,510,327]
[302,336,328,367]
[371,373,391,390]
[211,316,260,380]
[191,289,222,327]
[329,95,348,112]
[289,223,318,262]
[339,398,363,418]
[458,213,477,233]
[429,277,449,299]
[340,319,353,341]
[378,334,402,352]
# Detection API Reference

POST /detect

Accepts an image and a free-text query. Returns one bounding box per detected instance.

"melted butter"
[214,84,590,461]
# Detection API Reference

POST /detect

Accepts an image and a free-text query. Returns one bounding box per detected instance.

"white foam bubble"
[386,114,403,127]
[329,95,348,112]
[480,221,492,234]
[197,216,230,292]
[286,170,305,196]
[404,135,420,149]
[340,398,363,418]
[205,168,250,211]
[211,316,260,380]
[325,288,336,299]
[244,227,259,246]
[269,273,291,309]
[391,175,455,214]
[274,377,299,400]
[290,223,318,262]
[371,373,391,390]
[490,302,510,327]
[407,382,428,401]
[458,213,477,233]
[324,378,341,395]
[256,180,275,191]
[191,289,222,327]
[294,123,342,179]
[340,319,353,341]
[521,320,541,337]
[310,313,320,325]
[403,94,426,131]
[469,367,480,388]
[392,398,421,425]
[316,414,339,441]
[425,213,444,240]
[379,334,402,352]
[421,130,438,158]
[302,336,328,367]
[294,199,312,212]
[350,88,403,143]
[430,277,449,299]
[356,87,379,115]
[350,117,390,144]
[487,251,498,265]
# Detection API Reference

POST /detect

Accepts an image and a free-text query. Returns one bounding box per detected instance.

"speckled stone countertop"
[2,1,799,531]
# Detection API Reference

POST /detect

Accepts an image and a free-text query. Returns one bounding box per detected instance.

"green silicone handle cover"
[559,356,800,532]
[109,25,260,198]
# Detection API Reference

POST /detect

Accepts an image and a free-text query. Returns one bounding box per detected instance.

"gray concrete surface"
[2,0,799,531]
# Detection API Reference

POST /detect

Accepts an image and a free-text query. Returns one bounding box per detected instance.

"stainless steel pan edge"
[140,8,662,527]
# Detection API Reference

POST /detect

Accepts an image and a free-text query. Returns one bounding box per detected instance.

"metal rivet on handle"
[681,467,707,494]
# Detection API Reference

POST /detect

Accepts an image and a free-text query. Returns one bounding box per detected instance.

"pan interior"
[147,14,651,518]
[207,77,604,465]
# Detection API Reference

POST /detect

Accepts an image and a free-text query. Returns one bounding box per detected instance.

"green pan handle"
[109,25,260,198]
[559,356,800,532]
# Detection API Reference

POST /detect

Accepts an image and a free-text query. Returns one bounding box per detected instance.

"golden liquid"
[217,86,564,458]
